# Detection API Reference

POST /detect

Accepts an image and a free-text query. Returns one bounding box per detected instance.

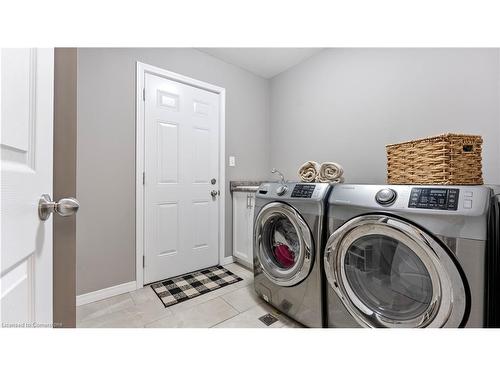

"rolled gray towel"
[317,162,344,183]
[298,161,320,182]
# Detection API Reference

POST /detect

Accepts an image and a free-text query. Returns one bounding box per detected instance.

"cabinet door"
[246,194,256,263]
[233,192,250,262]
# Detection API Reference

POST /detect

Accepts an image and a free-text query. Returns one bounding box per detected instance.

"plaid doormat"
[150,265,243,307]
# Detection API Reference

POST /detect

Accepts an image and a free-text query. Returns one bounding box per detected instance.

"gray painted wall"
[270,48,500,185]
[77,48,270,295]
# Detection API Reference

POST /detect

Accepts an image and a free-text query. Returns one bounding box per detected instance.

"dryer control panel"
[408,188,459,210]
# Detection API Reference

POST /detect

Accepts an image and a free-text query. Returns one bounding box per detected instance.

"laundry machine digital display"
[408,187,459,210]
[291,184,316,198]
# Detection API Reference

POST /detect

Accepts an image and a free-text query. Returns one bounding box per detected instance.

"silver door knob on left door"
[210,190,218,198]
[38,194,80,221]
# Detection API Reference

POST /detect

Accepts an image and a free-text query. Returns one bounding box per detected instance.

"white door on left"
[1,48,55,327]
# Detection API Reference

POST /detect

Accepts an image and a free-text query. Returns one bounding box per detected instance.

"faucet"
[271,168,286,185]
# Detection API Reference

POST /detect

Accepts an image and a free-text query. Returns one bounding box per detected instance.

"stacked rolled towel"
[317,162,344,183]
[298,161,345,183]
[298,161,320,182]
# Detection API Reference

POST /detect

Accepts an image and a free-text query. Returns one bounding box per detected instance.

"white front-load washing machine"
[253,182,332,328]
[324,184,500,328]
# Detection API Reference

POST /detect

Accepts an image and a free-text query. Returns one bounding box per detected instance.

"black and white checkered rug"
[150,265,243,307]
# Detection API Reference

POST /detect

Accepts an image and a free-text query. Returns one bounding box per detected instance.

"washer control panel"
[291,184,316,198]
[408,188,459,210]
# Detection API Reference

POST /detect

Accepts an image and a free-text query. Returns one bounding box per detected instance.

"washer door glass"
[324,215,468,328]
[345,234,433,321]
[255,202,314,286]
[267,216,300,269]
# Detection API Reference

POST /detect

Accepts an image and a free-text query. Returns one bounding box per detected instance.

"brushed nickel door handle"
[38,194,80,221]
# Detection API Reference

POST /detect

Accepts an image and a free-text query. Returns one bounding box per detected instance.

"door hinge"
[142,172,145,185]
[142,88,145,101]
[143,255,145,268]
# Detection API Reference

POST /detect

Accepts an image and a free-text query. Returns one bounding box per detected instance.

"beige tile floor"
[76,262,303,328]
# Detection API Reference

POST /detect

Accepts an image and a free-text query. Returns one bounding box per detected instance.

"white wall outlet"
[229,156,236,167]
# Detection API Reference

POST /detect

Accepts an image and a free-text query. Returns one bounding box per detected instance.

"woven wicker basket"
[386,133,483,185]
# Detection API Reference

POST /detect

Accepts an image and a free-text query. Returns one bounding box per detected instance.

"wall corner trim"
[76,281,137,306]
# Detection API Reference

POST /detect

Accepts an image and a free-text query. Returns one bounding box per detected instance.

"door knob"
[210,190,218,198]
[38,194,80,221]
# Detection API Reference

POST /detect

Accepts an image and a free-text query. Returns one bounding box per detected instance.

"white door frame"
[135,62,226,289]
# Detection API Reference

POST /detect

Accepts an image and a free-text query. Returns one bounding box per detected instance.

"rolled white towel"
[317,162,344,183]
[298,161,320,183]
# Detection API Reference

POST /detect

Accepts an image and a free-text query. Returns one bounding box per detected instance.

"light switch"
[464,199,473,209]
[229,156,236,167]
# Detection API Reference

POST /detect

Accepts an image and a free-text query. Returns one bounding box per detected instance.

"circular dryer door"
[254,202,314,286]
[324,214,469,328]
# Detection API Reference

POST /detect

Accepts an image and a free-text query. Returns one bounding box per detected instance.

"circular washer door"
[324,214,468,328]
[254,202,314,286]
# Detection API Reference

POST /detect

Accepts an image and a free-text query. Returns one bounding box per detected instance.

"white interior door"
[1,49,54,327]
[143,72,220,284]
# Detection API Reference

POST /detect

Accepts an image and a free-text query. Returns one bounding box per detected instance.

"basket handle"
[463,144,474,152]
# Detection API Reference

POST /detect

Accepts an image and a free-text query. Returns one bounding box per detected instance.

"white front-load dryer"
[253,182,332,328]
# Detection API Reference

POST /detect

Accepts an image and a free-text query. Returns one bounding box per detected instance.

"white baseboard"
[76,281,137,306]
[220,256,234,266]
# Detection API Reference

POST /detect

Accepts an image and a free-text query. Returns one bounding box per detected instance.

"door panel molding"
[135,62,226,289]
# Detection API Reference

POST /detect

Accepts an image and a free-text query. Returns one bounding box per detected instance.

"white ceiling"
[198,48,323,79]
